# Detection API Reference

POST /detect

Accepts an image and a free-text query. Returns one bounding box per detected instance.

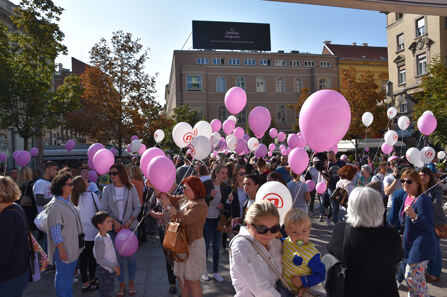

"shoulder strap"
[6,205,35,254]
[90,193,99,212]
[340,223,351,277]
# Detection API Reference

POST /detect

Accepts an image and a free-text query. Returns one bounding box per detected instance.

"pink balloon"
[278,132,286,143]
[93,149,115,175]
[279,144,286,151]
[224,149,229,155]
[0,153,6,162]
[130,135,139,141]
[329,144,338,154]
[225,87,247,115]
[126,144,132,152]
[381,143,393,155]
[268,151,273,157]
[88,158,95,170]
[299,90,351,153]
[243,134,250,141]
[114,229,138,257]
[365,147,370,152]
[287,134,299,149]
[316,182,327,194]
[140,147,165,179]
[235,139,247,156]
[269,128,278,138]
[286,147,291,155]
[233,127,245,140]
[288,148,309,175]
[88,143,105,160]
[88,170,98,183]
[306,180,315,192]
[281,148,287,156]
[110,147,118,155]
[296,133,306,148]
[147,156,175,192]
[30,147,39,157]
[417,113,437,136]
[12,151,19,160]
[222,119,235,135]
[137,144,146,155]
[269,143,276,152]
[210,119,222,132]
[16,151,31,167]
[255,143,268,159]
[248,106,271,139]
[65,139,76,152]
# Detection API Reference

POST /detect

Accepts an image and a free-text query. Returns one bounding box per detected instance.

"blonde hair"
[245,201,279,225]
[17,166,33,188]
[128,165,144,181]
[283,208,311,228]
[0,176,21,203]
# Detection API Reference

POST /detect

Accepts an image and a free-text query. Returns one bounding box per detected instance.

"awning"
[337,139,406,152]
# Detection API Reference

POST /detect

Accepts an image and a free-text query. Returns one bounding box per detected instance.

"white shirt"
[308,166,319,185]
[114,186,126,221]
[78,192,101,241]
[237,187,247,218]
[207,185,221,219]
[230,227,282,297]
[383,174,402,208]
[33,179,52,213]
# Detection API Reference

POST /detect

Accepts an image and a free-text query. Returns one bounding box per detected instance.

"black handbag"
[324,223,351,297]
[330,187,348,208]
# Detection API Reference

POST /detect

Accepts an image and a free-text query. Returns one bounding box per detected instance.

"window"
[416,17,425,37]
[186,75,202,91]
[290,60,300,67]
[397,33,404,51]
[276,77,285,93]
[398,67,406,84]
[294,78,303,93]
[277,105,286,123]
[256,77,266,92]
[400,102,408,113]
[237,108,247,123]
[396,13,403,21]
[228,58,241,65]
[236,77,245,90]
[216,77,226,93]
[319,79,327,90]
[274,60,286,67]
[244,59,256,65]
[213,58,224,65]
[304,61,315,68]
[417,54,427,75]
[217,106,227,122]
[320,61,331,68]
[259,59,270,66]
[196,58,209,64]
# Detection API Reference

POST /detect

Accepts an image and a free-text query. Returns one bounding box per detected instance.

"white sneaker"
[72,278,79,283]
[213,273,224,283]
[201,274,209,281]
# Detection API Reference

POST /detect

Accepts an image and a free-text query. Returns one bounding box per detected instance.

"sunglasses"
[65,183,73,187]
[238,172,247,176]
[109,172,119,176]
[400,179,413,185]
[252,224,281,234]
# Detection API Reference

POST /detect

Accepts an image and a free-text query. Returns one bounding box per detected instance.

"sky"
[11,0,387,104]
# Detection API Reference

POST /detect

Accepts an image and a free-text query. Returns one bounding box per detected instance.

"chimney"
[352,42,357,46]
[362,43,368,46]
[324,40,332,45]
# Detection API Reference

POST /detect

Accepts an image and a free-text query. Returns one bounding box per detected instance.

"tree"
[0,0,79,149]
[65,31,163,156]
[413,58,447,148]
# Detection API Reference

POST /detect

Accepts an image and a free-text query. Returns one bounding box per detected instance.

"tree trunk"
[23,136,29,150]
[118,134,122,158]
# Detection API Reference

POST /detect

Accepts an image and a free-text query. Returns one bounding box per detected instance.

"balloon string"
[291,152,314,206]
[373,118,392,162]
[363,127,368,159]
[415,176,447,201]
[173,162,194,193]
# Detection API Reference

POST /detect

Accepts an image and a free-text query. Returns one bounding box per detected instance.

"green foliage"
[413,58,447,148]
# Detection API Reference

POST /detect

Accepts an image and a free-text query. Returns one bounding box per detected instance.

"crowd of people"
[0,149,445,297]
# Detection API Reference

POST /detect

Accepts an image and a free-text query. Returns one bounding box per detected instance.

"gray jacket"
[100,184,141,230]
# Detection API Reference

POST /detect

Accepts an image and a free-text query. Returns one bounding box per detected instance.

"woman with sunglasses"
[399,169,436,297]
[419,167,443,283]
[230,201,282,297]
[101,163,141,297]
[46,171,84,297]
[226,165,248,232]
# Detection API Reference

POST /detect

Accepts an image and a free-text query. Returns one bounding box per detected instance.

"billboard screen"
[192,21,271,51]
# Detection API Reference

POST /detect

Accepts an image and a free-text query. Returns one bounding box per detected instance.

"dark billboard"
[192,21,271,51]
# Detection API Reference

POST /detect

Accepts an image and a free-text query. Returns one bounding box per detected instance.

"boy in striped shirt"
[280,208,326,295]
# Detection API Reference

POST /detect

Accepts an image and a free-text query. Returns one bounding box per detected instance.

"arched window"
[236,77,246,90]
[216,77,226,93]
[237,107,247,123]
[276,77,285,93]
[217,105,227,122]
[294,78,303,93]
[277,105,286,123]
[256,77,266,92]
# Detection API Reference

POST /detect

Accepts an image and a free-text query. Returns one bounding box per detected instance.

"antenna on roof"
[181,32,192,50]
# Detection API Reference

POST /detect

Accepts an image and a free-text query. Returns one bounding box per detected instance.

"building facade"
[166,50,338,132]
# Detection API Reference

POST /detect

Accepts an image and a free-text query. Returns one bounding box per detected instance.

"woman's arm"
[409,195,435,232]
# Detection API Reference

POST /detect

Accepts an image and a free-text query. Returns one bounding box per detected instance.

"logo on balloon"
[183,132,193,143]
[393,135,398,141]
[425,151,434,158]
[254,143,259,148]
[262,193,284,208]
[189,145,196,156]
[193,128,198,137]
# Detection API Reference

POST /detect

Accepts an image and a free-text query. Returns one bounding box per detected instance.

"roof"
[323,43,387,61]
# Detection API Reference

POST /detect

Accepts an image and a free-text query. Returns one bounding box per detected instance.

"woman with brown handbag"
[160,176,208,297]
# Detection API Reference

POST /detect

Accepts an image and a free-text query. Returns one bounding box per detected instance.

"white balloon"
[129,140,142,153]
[210,132,221,148]
[406,147,421,165]
[398,116,410,131]
[189,136,211,161]
[387,107,397,119]
[172,122,193,148]
[384,130,399,146]
[415,160,424,168]
[423,110,434,116]
[154,129,165,143]
[384,97,393,104]
[437,151,446,160]
[256,181,292,225]
[227,115,237,123]
[227,137,237,151]
[361,112,374,127]
[247,137,260,152]
[193,121,212,139]
[420,146,436,164]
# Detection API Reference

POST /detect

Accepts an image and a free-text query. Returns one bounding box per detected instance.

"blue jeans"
[0,270,28,297]
[203,217,221,273]
[328,188,340,223]
[318,195,326,216]
[54,249,77,297]
[427,235,442,277]
[110,230,137,283]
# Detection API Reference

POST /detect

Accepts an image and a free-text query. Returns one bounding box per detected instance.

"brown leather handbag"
[217,214,232,233]
[162,221,189,262]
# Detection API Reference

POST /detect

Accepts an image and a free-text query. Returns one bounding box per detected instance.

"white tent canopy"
[337,138,406,152]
